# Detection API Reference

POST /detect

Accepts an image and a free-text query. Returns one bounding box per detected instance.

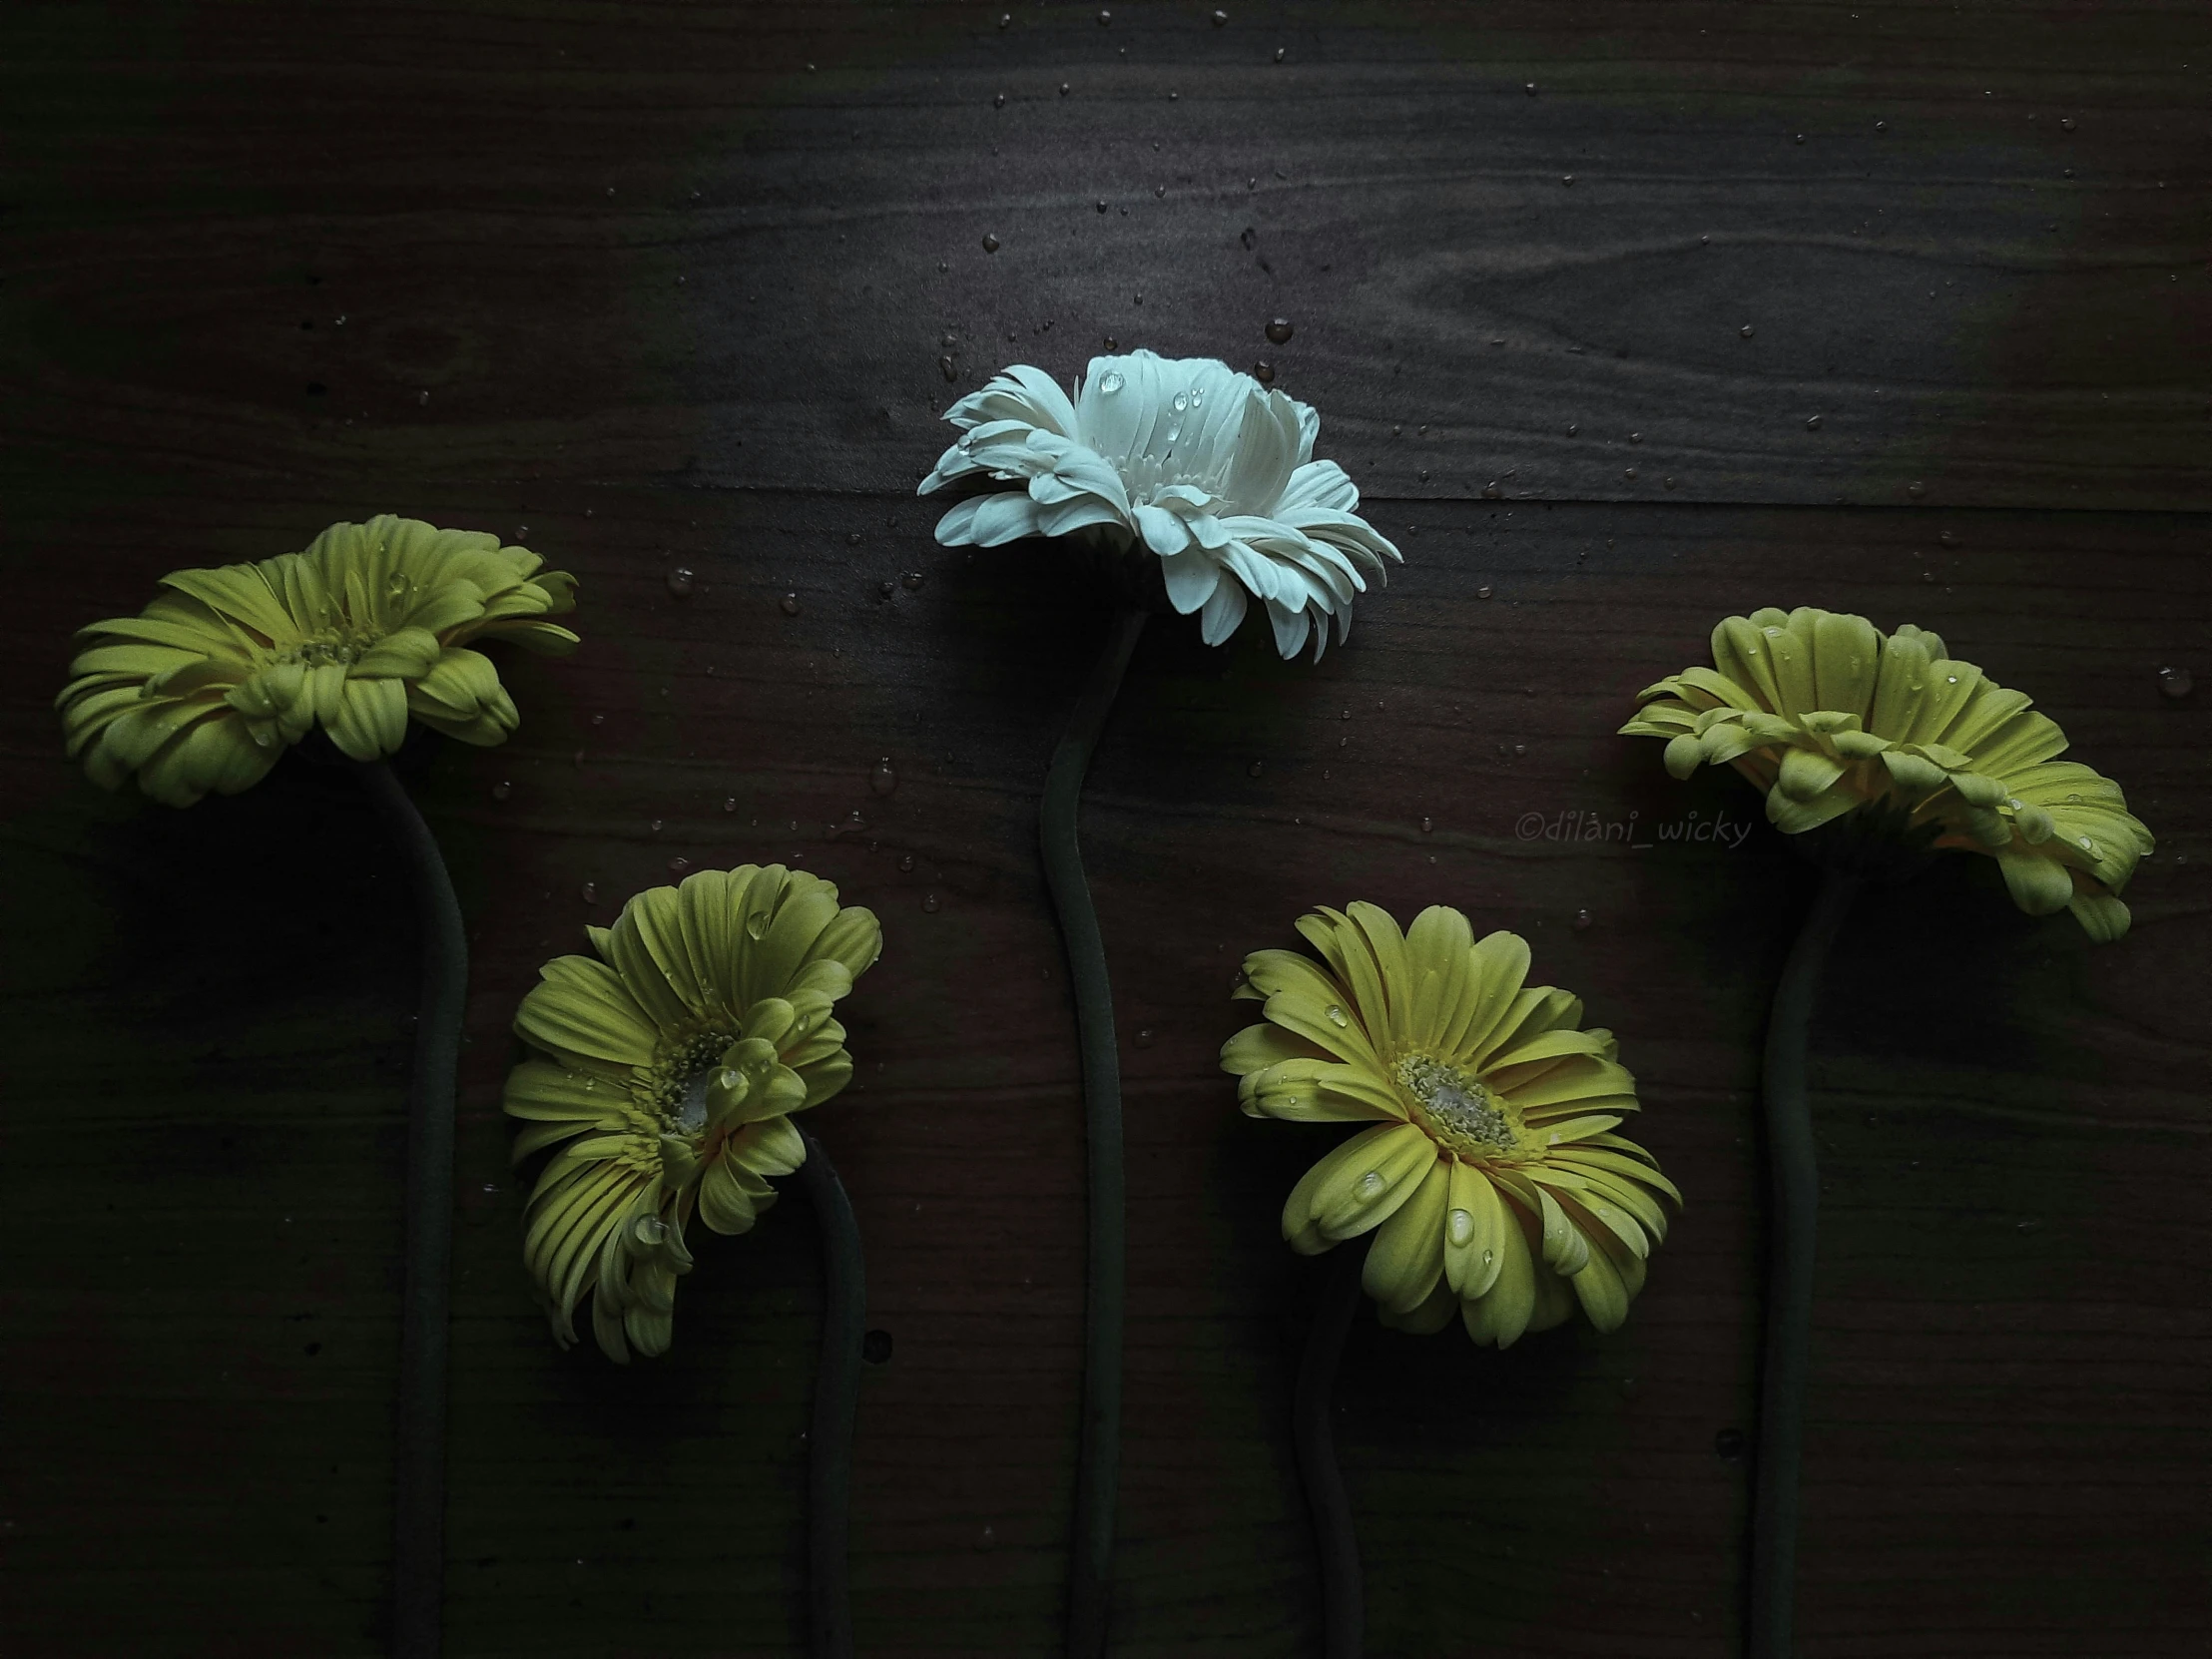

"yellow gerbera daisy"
[503,865,881,1363]
[1223,903,1679,1349]
[56,514,579,806]
[1621,606,2153,940]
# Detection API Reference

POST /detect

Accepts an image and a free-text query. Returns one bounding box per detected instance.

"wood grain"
[2,3,2208,1657]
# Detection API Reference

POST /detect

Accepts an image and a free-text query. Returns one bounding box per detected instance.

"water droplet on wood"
[981,233,999,253]
[871,758,898,796]
[1265,316,1294,343]
[490,780,512,802]
[922,892,940,913]
[666,566,695,597]
[780,592,802,615]
[2157,665,2194,699]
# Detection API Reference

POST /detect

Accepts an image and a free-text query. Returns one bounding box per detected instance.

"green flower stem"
[1749,865,1858,1659]
[358,760,467,1659]
[1042,607,1149,1659]
[1295,1238,1370,1659]
[795,1131,863,1659]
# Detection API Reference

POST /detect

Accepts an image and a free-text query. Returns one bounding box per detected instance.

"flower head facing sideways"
[56,515,578,805]
[1621,606,2153,939]
[1224,902,1679,1348]
[919,349,1400,661]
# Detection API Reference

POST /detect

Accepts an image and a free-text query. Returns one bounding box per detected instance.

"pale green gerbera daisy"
[56,514,578,806]
[504,865,881,1363]
[1621,606,2154,939]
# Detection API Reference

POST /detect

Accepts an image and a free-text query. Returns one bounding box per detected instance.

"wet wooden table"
[3,4,2207,1656]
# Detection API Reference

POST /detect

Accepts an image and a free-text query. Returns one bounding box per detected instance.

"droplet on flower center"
[1446,1208,1475,1247]
[1396,1054,1520,1156]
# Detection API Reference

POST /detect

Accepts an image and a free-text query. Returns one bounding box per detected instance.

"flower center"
[640,1028,735,1137]
[1394,1054,1522,1160]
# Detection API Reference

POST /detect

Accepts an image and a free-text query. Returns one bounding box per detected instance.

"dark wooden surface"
[2,5,2207,1657]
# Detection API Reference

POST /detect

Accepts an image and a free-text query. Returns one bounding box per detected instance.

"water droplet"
[1253,360,1276,384]
[976,1523,996,1550]
[1171,391,1189,414]
[668,856,691,874]
[490,780,513,802]
[721,797,739,814]
[922,892,940,913]
[1273,46,1285,61]
[1134,1028,1154,1048]
[938,355,957,381]
[1097,198,1109,213]
[2059,116,2075,132]
[1418,468,1430,482]
[745,910,768,940]
[993,92,1005,108]
[1875,119,1888,133]
[871,758,898,796]
[1908,480,1926,497]
[780,592,802,616]
[1325,1004,1350,1028]
[416,389,430,406]
[980,233,1000,254]
[1793,132,1806,144]
[1240,226,1256,250]
[1561,173,1575,187]
[1098,369,1126,395]
[1573,908,1592,930]
[2157,665,2194,699]
[1059,82,1070,96]
[1805,414,1823,430]
[1565,422,1579,436]
[1419,817,1433,833]
[1477,584,1493,599]
[1480,1248,1494,1266]
[1188,386,1203,408]
[579,881,598,903]
[897,852,915,872]
[1446,1208,1475,1247]
[1739,323,1755,338]
[666,566,696,597]
[1513,744,1527,758]
[1265,316,1294,344]
[649,819,665,833]
[1356,1170,1383,1198]
[1524,81,1537,96]
[1247,760,1264,778]
[901,570,926,593]
[1097,7,1111,22]
[1939,529,1957,546]
[2078,835,2095,852]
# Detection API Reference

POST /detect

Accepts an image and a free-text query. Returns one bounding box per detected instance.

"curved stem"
[1042,608,1149,1659]
[357,761,467,1659]
[1295,1239,1369,1659]
[795,1131,863,1659]
[1748,866,1857,1659]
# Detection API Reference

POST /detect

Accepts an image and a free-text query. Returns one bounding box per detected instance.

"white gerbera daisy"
[919,349,1401,660]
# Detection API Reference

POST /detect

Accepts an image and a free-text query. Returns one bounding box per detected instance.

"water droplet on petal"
[745,910,768,940]
[1265,316,1294,343]
[1356,1170,1384,1198]
[1325,1004,1350,1028]
[1099,369,1125,394]
[1447,1208,1475,1246]
[780,592,802,615]
[1480,1248,1495,1266]
[666,566,695,597]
